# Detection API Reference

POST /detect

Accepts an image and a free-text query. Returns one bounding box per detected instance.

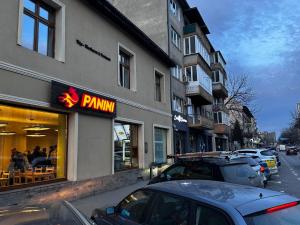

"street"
[266,152,300,198]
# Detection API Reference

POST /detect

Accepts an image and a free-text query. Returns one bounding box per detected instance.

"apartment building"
[109,0,221,153]
[0,0,174,205]
[211,50,230,151]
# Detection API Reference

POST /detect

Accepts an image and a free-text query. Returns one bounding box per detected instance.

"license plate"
[266,160,276,168]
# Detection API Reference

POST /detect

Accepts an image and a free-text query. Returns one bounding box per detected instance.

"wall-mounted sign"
[174,115,187,123]
[173,113,188,131]
[51,81,116,118]
[76,39,111,61]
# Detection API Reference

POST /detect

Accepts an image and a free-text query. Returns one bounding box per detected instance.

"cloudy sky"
[188,0,300,137]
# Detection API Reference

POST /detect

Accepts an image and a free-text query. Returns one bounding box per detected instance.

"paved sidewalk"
[72,181,148,216]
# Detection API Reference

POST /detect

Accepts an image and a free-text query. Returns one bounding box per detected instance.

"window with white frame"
[184,35,210,65]
[171,65,183,81]
[119,50,131,89]
[213,71,226,87]
[18,0,65,61]
[185,65,212,94]
[214,112,229,124]
[169,0,181,21]
[173,95,184,114]
[171,27,181,49]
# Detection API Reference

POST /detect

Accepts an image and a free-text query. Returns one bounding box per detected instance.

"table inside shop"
[21,171,55,183]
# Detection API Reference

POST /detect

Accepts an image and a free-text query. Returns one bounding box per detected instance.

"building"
[108,0,224,153]
[258,131,276,147]
[0,0,174,205]
[229,104,257,149]
[211,50,230,151]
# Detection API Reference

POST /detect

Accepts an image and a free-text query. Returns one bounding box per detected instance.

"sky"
[188,0,300,137]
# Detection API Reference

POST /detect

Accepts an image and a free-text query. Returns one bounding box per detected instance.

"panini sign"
[51,81,116,118]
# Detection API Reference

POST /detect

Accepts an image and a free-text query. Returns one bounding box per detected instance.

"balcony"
[214,124,230,135]
[186,82,213,105]
[211,51,226,74]
[212,103,229,113]
[188,114,214,130]
[213,82,228,98]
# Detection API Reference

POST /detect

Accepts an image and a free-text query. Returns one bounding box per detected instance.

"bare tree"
[225,73,255,113]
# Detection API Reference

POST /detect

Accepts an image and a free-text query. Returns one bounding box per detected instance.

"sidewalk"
[72,180,148,216]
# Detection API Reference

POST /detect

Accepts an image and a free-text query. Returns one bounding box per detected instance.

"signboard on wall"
[51,81,116,118]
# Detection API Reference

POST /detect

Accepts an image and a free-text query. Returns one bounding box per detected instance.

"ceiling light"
[23,126,50,131]
[0,123,8,128]
[26,134,46,137]
[0,131,16,136]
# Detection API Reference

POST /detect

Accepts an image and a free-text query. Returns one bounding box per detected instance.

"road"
[266,152,300,198]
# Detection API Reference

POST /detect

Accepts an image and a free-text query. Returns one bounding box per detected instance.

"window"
[169,0,181,21]
[194,205,230,225]
[149,193,190,225]
[213,71,226,86]
[118,190,154,224]
[119,50,131,89]
[21,0,55,57]
[165,165,186,179]
[155,71,163,102]
[214,112,229,124]
[154,128,168,163]
[114,122,139,171]
[171,27,181,49]
[185,65,213,94]
[0,104,67,191]
[184,35,210,64]
[171,65,183,81]
[173,95,184,113]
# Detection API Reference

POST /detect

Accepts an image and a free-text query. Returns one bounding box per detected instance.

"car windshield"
[245,204,300,225]
[260,150,274,156]
[231,158,258,167]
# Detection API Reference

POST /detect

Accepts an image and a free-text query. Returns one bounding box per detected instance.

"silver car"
[92,180,300,225]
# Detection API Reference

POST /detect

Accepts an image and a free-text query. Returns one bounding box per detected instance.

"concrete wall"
[0,0,173,195]
[108,0,169,54]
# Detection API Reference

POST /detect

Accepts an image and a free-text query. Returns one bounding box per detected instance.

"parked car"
[0,201,94,225]
[91,180,300,225]
[148,157,265,187]
[235,149,278,175]
[279,144,286,151]
[286,146,298,155]
[229,156,267,187]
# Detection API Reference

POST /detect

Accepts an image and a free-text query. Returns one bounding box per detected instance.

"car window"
[221,164,256,181]
[260,150,273,156]
[165,165,186,179]
[245,204,300,225]
[118,190,154,224]
[148,193,190,225]
[185,164,214,180]
[194,205,231,225]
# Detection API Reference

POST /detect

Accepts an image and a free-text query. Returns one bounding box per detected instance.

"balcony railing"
[188,112,214,129]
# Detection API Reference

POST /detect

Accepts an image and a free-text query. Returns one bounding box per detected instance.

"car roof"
[177,157,247,167]
[146,180,299,216]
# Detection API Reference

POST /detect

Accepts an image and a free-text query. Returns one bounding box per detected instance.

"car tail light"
[266,202,298,213]
[260,166,265,173]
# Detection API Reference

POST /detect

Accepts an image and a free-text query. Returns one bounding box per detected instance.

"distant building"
[258,131,277,147]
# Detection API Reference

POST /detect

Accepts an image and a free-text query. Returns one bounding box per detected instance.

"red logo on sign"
[58,87,79,108]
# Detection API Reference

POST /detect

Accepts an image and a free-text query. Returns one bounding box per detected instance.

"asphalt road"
[266,151,300,198]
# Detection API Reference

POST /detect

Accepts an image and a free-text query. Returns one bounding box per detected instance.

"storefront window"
[114,122,139,171]
[154,128,167,163]
[0,104,67,190]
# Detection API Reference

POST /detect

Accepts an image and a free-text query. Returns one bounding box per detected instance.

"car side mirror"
[106,207,115,215]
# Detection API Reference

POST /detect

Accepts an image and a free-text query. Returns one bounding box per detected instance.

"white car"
[234,149,278,175]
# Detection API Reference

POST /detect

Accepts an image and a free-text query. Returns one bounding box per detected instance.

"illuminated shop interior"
[0,104,67,189]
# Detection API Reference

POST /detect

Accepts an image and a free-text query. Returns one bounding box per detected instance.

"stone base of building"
[0,169,143,207]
